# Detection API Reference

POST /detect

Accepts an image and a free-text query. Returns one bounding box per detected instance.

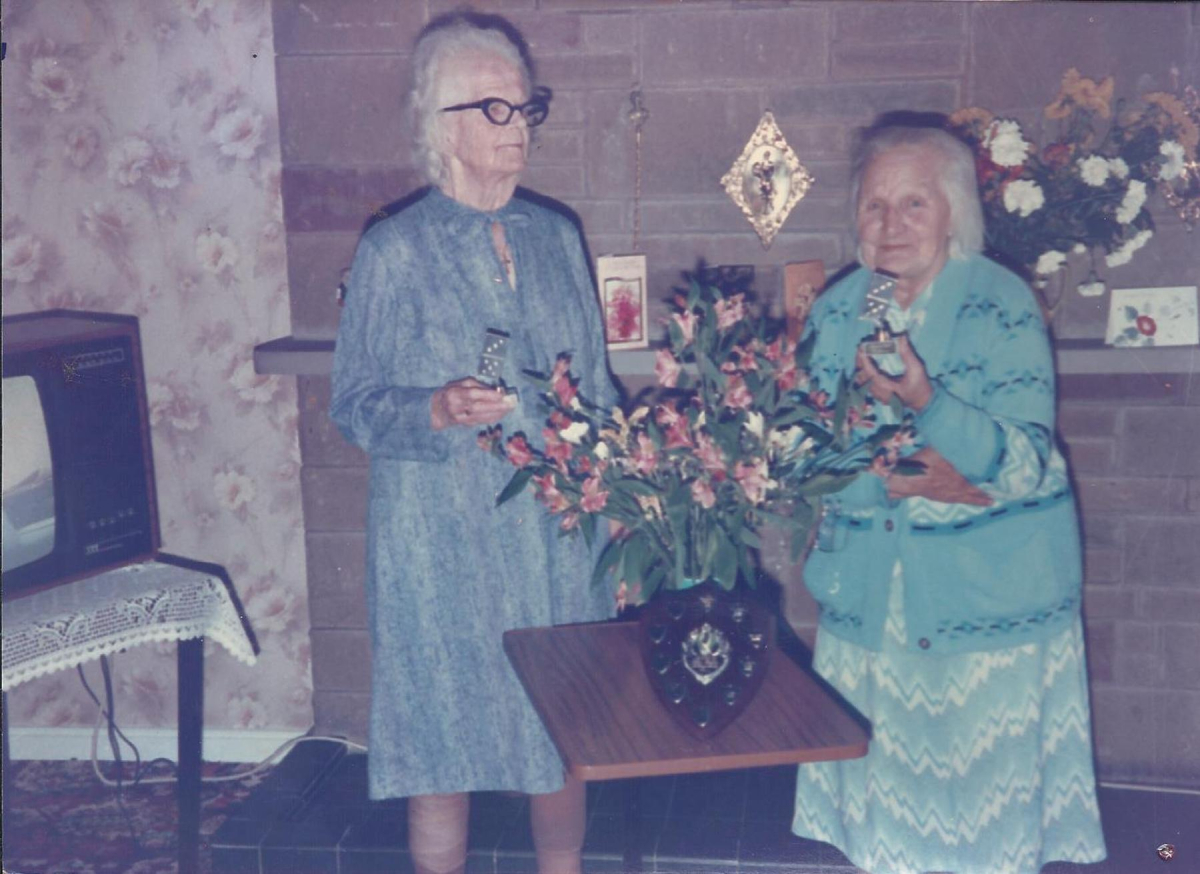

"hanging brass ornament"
[720,111,813,249]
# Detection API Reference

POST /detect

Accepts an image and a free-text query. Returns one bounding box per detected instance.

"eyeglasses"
[441,88,551,128]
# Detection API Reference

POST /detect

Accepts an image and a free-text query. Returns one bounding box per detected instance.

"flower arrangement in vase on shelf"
[478,272,918,608]
[948,68,1199,312]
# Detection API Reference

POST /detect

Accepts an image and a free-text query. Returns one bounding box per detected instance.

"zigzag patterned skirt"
[793,564,1107,874]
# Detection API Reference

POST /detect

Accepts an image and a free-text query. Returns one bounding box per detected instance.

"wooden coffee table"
[503,619,868,868]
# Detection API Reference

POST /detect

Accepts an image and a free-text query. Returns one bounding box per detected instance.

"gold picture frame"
[720,111,813,249]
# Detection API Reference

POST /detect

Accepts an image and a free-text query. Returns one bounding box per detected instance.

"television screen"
[2,375,57,573]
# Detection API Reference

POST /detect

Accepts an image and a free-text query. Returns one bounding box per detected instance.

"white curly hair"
[408,11,534,187]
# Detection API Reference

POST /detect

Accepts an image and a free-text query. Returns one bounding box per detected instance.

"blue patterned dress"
[793,563,1107,874]
[792,260,1106,872]
[330,187,617,800]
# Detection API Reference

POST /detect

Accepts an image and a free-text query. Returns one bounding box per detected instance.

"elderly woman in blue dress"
[790,119,1107,873]
[330,12,615,874]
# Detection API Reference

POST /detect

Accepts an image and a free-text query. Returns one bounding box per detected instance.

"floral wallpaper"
[1,0,312,734]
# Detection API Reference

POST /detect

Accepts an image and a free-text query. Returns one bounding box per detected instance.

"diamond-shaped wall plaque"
[720,111,814,249]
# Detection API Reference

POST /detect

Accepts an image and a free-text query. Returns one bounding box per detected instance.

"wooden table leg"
[178,637,204,874]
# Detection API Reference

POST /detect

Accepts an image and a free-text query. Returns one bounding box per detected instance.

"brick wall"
[273,0,1200,786]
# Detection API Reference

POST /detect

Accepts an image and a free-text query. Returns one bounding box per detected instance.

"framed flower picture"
[596,253,649,350]
[1104,286,1199,348]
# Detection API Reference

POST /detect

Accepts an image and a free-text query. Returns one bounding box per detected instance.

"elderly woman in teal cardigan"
[790,121,1107,874]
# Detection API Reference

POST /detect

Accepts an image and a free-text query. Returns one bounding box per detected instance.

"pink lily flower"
[654,348,682,387]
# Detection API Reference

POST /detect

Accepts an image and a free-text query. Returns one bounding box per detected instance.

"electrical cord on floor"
[76,657,367,790]
[77,657,144,853]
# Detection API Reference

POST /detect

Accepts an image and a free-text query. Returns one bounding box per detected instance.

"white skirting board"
[7,726,306,764]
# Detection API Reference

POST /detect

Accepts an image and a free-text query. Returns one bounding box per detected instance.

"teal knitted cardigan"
[801,254,1082,655]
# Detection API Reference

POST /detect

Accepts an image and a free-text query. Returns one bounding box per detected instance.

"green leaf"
[831,375,853,443]
[591,537,623,590]
[795,471,860,497]
[623,531,650,587]
[642,564,667,601]
[611,477,661,497]
[739,527,762,548]
[581,513,596,549]
[497,468,535,505]
[698,350,725,390]
[711,528,738,589]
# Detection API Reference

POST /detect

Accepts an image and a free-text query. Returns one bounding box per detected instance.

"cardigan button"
[884,519,895,532]
[918,637,931,650]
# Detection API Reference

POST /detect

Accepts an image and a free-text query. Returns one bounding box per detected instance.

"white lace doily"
[2,560,257,691]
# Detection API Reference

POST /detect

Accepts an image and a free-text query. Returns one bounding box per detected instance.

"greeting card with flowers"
[949,69,1198,311]
[596,253,649,350]
[1105,286,1199,348]
[479,273,918,606]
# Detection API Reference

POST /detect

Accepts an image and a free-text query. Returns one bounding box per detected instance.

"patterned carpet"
[3,759,269,874]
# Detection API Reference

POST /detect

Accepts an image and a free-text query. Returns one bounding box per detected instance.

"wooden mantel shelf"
[254,335,1199,378]
[253,336,664,378]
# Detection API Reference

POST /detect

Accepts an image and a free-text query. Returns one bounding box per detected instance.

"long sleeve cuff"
[914,381,1005,482]
[336,385,452,463]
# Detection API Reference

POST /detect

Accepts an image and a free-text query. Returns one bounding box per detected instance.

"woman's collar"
[426,185,533,228]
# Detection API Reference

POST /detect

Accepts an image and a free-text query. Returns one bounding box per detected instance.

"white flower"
[245,583,295,635]
[1107,158,1129,180]
[148,380,202,432]
[145,148,185,189]
[80,202,131,249]
[195,229,239,274]
[1077,279,1106,297]
[213,467,256,512]
[1072,243,1088,254]
[1,234,43,283]
[1105,245,1132,268]
[559,420,590,445]
[28,57,82,110]
[1035,250,1067,276]
[985,120,1031,167]
[64,125,100,169]
[107,135,154,186]
[593,441,609,461]
[1002,179,1044,217]
[1104,228,1153,267]
[229,359,279,403]
[1159,140,1186,181]
[769,426,804,453]
[210,107,264,160]
[744,411,765,440]
[1115,179,1147,224]
[226,692,268,730]
[1078,155,1110,187]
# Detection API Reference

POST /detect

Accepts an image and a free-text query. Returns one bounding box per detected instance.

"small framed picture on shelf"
[596,253,649,350]
[1104,286,1199,348]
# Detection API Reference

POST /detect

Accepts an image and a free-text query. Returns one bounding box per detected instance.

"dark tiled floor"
[211,739,1199,874]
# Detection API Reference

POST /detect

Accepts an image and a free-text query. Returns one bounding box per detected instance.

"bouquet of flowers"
[948,68,1198,302]
[479,274,918,607]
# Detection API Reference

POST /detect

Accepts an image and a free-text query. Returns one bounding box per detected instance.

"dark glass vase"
[637,579,775,739]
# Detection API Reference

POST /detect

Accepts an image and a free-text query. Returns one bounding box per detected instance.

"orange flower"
[948,106,994,132]
[1144,91,1200,160]
[1044,68,1114,120]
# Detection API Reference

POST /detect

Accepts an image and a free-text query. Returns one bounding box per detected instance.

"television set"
[2,310,160,600]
